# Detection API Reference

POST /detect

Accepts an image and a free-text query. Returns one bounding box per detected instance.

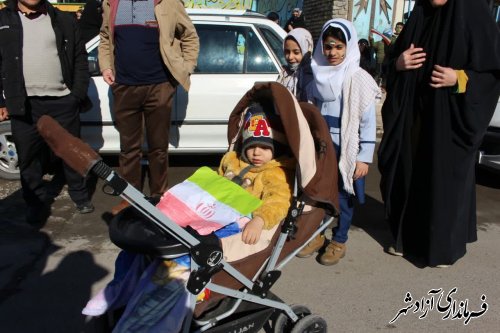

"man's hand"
[353,161,369,180]
[396,43,426,71]
[430,65,457,88]
[242,216,265,245]
[0,107,9,122]
[102,68,115,86]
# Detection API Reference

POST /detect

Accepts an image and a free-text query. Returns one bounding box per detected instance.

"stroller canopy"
[227,82,339,214]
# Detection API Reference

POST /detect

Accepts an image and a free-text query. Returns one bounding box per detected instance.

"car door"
[80,36,117,154]
[170,22,283,153]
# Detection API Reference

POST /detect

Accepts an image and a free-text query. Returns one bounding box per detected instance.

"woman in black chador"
[378,0,500,267]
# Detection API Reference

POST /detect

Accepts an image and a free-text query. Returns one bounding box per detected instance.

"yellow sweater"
[218,151,296,230]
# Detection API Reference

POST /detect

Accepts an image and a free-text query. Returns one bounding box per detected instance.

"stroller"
[38,82,339,332]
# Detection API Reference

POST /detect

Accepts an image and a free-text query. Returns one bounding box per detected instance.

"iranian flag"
[156,167,262,235]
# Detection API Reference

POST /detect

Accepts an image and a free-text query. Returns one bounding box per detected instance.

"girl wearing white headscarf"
[277,28,314,102]
[297,19,380,266]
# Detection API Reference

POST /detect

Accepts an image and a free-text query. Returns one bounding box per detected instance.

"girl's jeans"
[332,188,354,244]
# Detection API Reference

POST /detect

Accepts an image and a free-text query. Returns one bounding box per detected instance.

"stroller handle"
[37,115,103,178]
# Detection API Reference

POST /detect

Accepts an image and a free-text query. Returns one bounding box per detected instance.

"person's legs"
[143,81,175,197]
[11,120,47,205]
[375,62,383,86]
[320,190,353,265]
[113,84,147,190]
[45,95,92,210]
[11,99,52,222]
[332,190,354,244]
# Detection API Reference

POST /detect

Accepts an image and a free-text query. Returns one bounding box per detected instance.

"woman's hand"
[242,216,265,245]
[430,65,457,88]
[396,43,426,71]
[353,161,369,180]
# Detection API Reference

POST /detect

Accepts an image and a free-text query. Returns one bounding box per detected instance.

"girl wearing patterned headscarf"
[277,28,314,102]
[297,19,380,266]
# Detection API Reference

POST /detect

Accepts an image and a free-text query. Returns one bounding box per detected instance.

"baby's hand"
[242,216,265,245]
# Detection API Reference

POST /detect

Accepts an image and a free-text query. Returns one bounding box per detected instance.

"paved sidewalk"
[0,154,499,332]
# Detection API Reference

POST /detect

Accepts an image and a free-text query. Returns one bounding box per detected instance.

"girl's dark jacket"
[0,0,91,115]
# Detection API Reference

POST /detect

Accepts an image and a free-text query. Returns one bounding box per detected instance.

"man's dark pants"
[10,95,89,206]
[112,81,175,197]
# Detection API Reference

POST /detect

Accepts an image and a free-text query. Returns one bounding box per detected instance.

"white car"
[0,9,287,179]
[478,98,500,172]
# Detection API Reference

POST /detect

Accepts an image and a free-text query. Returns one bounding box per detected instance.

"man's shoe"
[319,241,346,266]
[76,202,95,214]
[111,200,130,216]
[296,234,326,258]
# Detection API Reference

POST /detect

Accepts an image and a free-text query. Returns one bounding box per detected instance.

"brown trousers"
[112,81,175,197]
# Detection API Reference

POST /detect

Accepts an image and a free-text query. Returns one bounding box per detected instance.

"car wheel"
[0,121,20,180]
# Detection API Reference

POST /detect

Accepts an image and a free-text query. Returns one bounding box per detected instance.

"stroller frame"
[95,160,334,332]
[37,82,339,332]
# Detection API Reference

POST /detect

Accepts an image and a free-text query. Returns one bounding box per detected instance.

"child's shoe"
[296,234,325,258]
[319,241,346,266]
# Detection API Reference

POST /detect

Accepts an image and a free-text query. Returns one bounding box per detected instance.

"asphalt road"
[0,153,499,333]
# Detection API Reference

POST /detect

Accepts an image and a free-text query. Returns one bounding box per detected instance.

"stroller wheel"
[273,304,311,333]
[290,314,327,333]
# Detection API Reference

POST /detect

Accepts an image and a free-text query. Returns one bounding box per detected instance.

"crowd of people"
[0,0,499,279]
[270,7,405,90]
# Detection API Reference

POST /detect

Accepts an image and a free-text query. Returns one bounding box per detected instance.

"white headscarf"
[311,19,361,102]
[285,28,313,57]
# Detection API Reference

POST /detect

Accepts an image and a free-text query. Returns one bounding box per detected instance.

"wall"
[302,0,348,40]
[351,0,396,40]
[296,0,407,42]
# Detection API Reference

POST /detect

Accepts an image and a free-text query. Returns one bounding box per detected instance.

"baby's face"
[245,145,273,166]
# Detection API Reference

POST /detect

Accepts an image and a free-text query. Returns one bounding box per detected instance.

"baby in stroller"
[81,101,298,330]
[36,82,339,333]
[217,101,295,259]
